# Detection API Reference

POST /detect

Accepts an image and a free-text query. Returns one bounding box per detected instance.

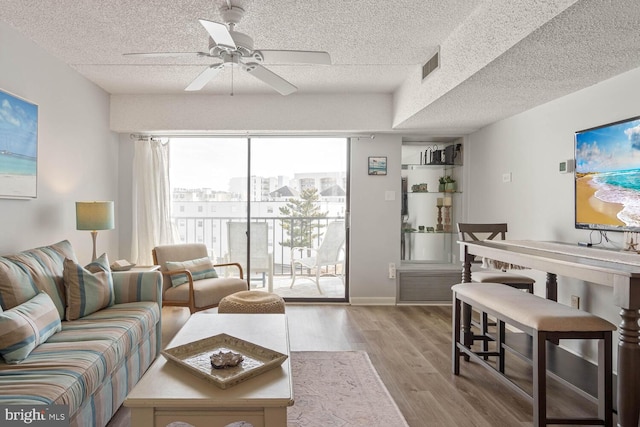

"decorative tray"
[161,333,288,389]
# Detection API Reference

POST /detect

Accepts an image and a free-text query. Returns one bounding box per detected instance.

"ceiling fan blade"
[185,64,224,91]
[199,19,236,50]
[242,62,297,95]
[254,50,331,65]
[123,52,209,58]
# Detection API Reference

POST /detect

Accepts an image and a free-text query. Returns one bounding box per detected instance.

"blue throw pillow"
[165,256,218,287]
[0,291,62,363]
[63,253,114,320]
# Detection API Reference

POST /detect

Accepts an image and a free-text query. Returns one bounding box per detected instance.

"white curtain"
[130,138,179,265]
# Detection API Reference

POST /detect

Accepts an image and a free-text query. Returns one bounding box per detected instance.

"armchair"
[152,243,248,314]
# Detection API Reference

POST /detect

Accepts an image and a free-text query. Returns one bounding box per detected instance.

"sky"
[575,118,640,173]
[0,90,38,157]
[169,137,348,190]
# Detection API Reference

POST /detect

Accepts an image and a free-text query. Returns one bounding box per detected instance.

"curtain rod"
[128,133,374,140]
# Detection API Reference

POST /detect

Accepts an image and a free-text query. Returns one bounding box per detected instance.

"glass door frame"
[244,136,350,302]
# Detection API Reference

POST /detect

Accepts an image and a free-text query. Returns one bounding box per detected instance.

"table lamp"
[76,201,114,261]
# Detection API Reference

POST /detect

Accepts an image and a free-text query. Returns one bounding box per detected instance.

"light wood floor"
[117,304,607,427]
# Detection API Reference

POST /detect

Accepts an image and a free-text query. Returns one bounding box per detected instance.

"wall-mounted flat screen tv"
[575,115,640,232]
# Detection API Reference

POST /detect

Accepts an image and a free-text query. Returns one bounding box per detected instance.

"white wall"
[110,93,392,133]
[465,65,640,365]
[0,21,119,264]
[349,135,402,304]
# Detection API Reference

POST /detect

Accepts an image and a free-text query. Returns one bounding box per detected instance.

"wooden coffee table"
[125,313,293,427]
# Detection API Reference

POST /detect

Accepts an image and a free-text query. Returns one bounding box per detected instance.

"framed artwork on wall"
[368,156,387,175]
[0,88,38,199]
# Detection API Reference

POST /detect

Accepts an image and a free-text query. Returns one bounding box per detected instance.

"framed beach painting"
[0,89,38,199]
[368,156,387,175]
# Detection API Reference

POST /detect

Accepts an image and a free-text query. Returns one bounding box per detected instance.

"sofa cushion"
[0,338,118,416]
[0,292,62,363]
[50,301,160,357]
[165,256,218,287]
[0,240,75,319]
[164,276,247,308]
[63,253,114,320]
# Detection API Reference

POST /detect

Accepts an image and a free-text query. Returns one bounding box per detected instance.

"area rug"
[287,351,409,427]
[108,351,408,427]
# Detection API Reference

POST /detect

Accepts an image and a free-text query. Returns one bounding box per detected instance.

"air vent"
[422,48,440,80]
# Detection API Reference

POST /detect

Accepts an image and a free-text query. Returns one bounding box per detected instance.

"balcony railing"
[172,215,344,276]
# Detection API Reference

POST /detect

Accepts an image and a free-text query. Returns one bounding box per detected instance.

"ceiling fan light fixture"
[208,30,253,56]
[219,6,245,27]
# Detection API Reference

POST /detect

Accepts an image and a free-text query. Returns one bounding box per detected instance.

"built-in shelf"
[408,191,462,194]
[400,142,463,303]
[403,231,456,235]
[402,163,458,170]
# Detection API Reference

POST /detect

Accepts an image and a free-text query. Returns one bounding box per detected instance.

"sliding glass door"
[169,136,348,301]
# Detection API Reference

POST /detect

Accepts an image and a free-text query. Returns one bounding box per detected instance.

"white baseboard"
[349,297,396,305]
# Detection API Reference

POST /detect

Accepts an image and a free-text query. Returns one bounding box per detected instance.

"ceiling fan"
[124,5,331,95]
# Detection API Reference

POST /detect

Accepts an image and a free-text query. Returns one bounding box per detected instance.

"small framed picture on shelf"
[368,156,387,175]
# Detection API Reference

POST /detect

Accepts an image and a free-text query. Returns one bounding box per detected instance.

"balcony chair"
[226,222,274,292]
[290,221,346,294]
[152,243,248,314]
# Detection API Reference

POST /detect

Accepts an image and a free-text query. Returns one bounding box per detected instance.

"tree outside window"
[279,188,327,248]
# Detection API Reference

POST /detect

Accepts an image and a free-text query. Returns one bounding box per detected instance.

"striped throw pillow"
[165,256,218,287]
[0,291,62,363]
[63,253,115,320]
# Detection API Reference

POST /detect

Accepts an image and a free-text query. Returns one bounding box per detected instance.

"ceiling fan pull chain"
[231,61,234,96]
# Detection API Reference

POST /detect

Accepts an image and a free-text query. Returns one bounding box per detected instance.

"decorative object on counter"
[210,350,244,369]
[438,177,446,192]
[418,226,425,232]
[426,226,435,232]
[426,146,443,165]
[411,183,428,192]
[443,205,452,232]
[437,197,443,207]
[443,176,457,192]
[436,205,444,232]
[623,232,640,253]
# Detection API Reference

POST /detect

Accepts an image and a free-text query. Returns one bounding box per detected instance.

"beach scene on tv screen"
[575,117,640,228]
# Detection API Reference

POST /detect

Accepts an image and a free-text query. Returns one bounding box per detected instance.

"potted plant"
[438,176,447,192]
[444,176,457,193]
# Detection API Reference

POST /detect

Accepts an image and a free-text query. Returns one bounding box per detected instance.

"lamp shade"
[76,201,115,231]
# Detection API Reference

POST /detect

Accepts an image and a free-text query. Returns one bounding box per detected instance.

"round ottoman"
[218,291,286,314]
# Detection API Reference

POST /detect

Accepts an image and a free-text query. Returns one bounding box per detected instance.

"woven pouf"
[218,291,286,314]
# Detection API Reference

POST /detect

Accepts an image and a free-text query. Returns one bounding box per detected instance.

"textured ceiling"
[2,0,640,135]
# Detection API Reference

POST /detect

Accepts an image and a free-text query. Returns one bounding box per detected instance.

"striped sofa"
[0,240,162,427]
